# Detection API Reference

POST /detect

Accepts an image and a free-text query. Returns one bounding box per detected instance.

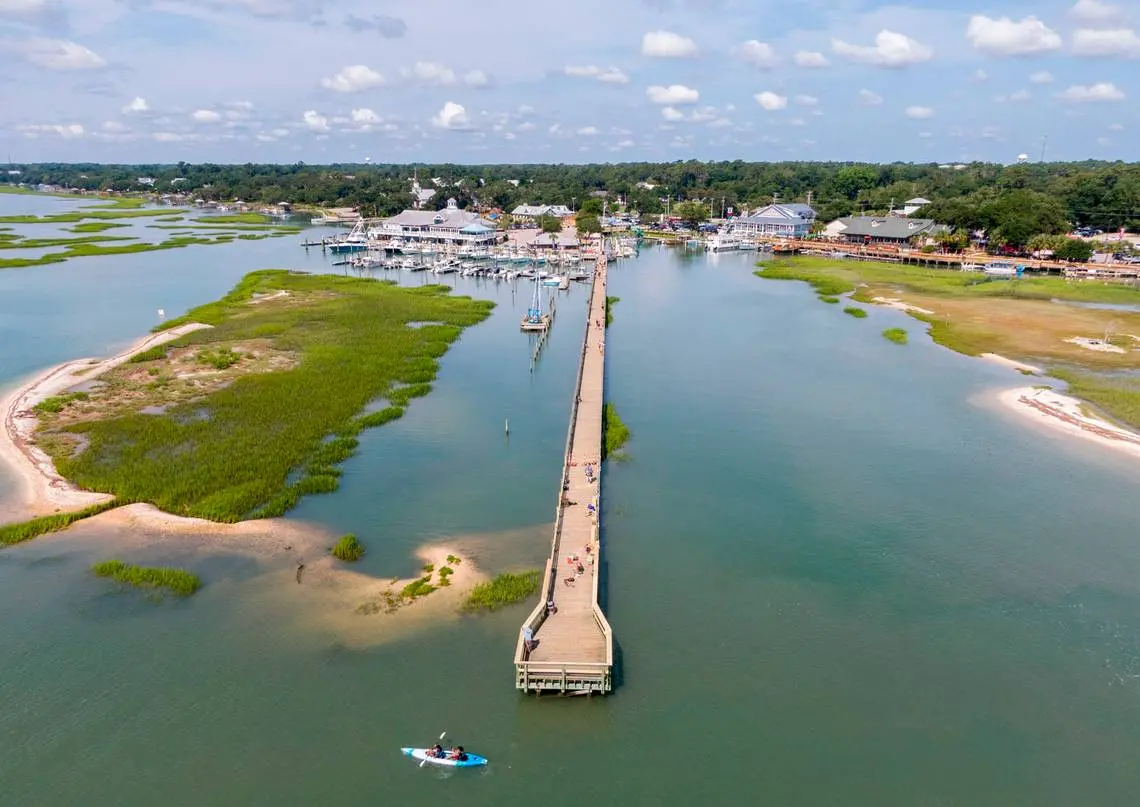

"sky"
[0,0,1137,165]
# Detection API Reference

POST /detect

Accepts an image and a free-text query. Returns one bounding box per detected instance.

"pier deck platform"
[514,256,613,695]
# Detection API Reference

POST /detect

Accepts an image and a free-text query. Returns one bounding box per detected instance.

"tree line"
[5,159,1139,246]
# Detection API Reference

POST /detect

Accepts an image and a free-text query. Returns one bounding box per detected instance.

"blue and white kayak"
[402,747,488,768]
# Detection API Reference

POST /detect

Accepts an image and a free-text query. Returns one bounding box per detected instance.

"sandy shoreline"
[997,385,1140,460]
[0,323,211,521]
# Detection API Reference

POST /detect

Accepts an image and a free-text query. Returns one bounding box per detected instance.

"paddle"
[420,731,447,767]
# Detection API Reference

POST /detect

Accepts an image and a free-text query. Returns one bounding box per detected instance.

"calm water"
[3,195,1140,806]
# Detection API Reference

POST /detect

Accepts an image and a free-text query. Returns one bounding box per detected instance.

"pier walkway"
[514,256,614,695]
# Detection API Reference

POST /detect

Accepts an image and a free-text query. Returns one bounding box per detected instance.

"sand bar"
[997,385,1140,461]
[0,323,210,519]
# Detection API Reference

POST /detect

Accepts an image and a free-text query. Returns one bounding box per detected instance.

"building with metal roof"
[733,203,816,238]
[371,198,503,247]
[834,216,947,245]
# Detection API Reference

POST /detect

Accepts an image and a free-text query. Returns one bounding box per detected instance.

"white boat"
[961,262,983,272]
[983,261,1017,278]
[706,231,741,252]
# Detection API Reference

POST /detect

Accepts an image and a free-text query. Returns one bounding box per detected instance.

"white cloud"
[351,108,381,124]
[832,30,932,67]
[642,30,698,58]
[972,68,988,81]
[192,109,222,123]
[153,132,184,143]
[1030,70,1055,83]
[793,94,819,106]
[17,123,85,138]
[1070,0,1124,25]
[432,101,470,129]
[794,50,830,68]
[857,88,884,106]
[905,105,934,119]
[994,89,1033,102]
[302,110,330,132]
[1108,122,1124,130]
[647,84,699,105]
[661,106,685,121]
[564,65,630,84]
[734,40,778,68]
[1073,28,1140,57]
[464,69,491,87]
[22,37,105,70]
[102,120,127,133]
[321,65,385,92]
[966,15,1062,56]
[708,117,732,128]
[1057,82,1125,101]
[616,139,635,148]
[754,91,788,111]
[517,122,536,131]
[122,96,148,114]
[577,126,599,136]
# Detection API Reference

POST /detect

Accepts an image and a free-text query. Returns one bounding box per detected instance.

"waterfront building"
[511,203,574,223]
[733,203,816,238]
[833,216,946,246]
[370,197,504,248]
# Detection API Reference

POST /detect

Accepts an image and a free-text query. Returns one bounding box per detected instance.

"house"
[900,197,930,216]
[733,203,816,238]
[371,197,504,248]
[834,216,946,245]
[510,203,573,222]
[530,232,580,252]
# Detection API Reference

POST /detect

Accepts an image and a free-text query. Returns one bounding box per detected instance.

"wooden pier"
[514,256,614,695]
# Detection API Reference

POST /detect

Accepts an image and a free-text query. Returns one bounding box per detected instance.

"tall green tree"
[575,213,602,234]
[538,215,562,234]
[673,200,709,228]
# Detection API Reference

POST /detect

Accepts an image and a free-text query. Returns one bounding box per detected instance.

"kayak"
[402,747,488,768]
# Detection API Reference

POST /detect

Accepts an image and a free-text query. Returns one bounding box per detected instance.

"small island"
[4,270,494,536]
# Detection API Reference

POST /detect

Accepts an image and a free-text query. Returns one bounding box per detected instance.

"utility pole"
[772,192,780,206]
[805,190,813,208]
[721,196,725,219]
[888,197,895,215]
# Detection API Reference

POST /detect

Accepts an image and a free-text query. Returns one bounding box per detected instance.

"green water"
[3,195,1140,805]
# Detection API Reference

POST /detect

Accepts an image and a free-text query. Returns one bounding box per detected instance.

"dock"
[514,255,614,695]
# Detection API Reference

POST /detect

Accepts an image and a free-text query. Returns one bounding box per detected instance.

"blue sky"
[0,0,1136,164]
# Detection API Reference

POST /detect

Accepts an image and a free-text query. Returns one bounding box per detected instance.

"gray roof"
[837,216,939,239]
[384,208,494,229]
[740,203,815,224]
[905,197,931,205]
[532,232,579,247]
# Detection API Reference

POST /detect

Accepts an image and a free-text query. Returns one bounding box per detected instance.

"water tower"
[1016,153,1028,164]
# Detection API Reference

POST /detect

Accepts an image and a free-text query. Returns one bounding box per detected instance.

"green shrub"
[602,402,630,460]
[882,327,908,344]
[843,306,868,318]
[331,533,364,561]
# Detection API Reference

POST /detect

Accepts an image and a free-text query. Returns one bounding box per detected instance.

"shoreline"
[996,385,1140,460]
[0,323,211,521]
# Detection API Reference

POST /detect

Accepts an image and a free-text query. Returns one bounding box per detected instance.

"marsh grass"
[91,559,202,596]
[0,500,120,547]
[819,296,840,304]
[603,402,630,460]
[401,576,436,599]
[0,208,186,224]
[67,222,131,233]
[462,570,541,612]
[51,270,493,521]
[843,306,868,318]
[0,235,135,250]
[195,213,273,224]
[34,391,89,414]
[605,296,620,327]
[882,327,908,344]
[0,235,234,269]
[331,533,364,561]
[197,347,241,369]
[438,566,453,586]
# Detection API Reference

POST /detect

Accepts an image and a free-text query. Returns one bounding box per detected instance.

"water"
[3,195,1140,805]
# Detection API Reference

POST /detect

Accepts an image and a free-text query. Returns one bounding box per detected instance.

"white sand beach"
[997,385,1140,461]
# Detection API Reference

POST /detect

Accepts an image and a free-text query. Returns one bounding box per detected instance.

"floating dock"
[514,255,613,695]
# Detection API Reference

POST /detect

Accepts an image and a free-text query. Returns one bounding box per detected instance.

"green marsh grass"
[819,296,840,304]
[67,221,131,233]
[0,208,186,224]
[195,213,273,224]
[331,533,364,561]
[843,306,868,318]
[603,402,630,460]
[0,500,120,547]
[882,327,908,344]
[605,296,620,327]
[438,566,453,586]
[91,559,201,596]
[52,270,493,521]
[0,235,135,250]
[401,576,436,599]
[462,570,541,612]
[34,391,89,414]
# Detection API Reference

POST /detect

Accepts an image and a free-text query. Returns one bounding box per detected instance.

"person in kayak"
[448,746,467,761]
[430,744,444,758]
